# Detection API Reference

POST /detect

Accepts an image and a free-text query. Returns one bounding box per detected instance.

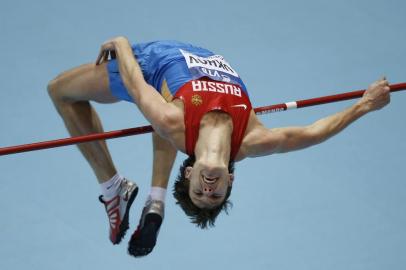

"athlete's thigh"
[51,62,118,104]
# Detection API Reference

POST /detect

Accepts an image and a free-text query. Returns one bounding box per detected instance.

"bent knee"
[47,72,75,103]
[47,77,61,101]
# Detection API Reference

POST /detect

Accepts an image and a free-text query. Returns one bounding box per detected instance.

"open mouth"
[203,176,218,184]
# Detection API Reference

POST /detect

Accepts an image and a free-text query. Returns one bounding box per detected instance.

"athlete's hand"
[358,77,391,112]
[96,36,129,65]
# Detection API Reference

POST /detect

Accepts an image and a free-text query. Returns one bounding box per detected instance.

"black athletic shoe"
[128,200,164,257]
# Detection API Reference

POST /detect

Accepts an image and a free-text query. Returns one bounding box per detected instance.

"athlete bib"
[180,49,248,94]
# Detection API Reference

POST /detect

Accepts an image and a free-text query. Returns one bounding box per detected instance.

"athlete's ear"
[184,166,193,180]
[228,174,234,186]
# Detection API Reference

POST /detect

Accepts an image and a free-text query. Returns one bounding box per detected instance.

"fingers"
[95,37,126,65]
[96,44,109,65]
[380,76,391,93]
[380,82,390,91]
[98,51,108,65]
[374,76,390,91]
[110,50,116,59]
[381,76,391,105]
[95,49,107,65]
[96,45,114,65]
[103,50,110,63]
[379,76,388,83]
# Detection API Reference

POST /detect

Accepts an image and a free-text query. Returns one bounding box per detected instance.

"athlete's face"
[185,161,234,209]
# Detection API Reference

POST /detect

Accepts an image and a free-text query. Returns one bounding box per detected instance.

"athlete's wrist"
[112,36,129,46]
[355,99,372,115]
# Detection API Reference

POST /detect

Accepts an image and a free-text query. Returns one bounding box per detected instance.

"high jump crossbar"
[1,82,405,156]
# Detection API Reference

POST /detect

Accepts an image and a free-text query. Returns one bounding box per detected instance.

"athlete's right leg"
[47,62,138,244]
[47,62,118,182]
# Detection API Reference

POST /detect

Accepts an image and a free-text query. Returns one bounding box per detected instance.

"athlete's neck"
[194,112,233,167]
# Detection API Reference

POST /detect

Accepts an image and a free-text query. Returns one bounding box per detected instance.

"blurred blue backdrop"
[0,0,405,269]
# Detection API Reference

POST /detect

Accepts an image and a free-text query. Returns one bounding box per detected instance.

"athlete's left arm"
[245,78,391,157]
[150,132,177,189]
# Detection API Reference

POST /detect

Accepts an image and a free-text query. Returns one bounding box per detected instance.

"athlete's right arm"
[96,36,180,138]
[242,78,391,158]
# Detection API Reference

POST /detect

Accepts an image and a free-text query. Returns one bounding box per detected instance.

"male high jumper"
[47,36,391,257]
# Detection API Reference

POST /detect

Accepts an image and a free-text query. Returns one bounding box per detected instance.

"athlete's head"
[173,155,234,228]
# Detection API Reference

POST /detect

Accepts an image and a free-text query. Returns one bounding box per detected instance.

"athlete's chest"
[169,99,259,159]
[169,100,233,152]
[162,76,249,117]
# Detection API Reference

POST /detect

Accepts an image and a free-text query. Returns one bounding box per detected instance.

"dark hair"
[173,155,234,229]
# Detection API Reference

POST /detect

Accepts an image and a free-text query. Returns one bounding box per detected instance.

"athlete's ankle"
[146,186,167,205]
[100,173,124,199]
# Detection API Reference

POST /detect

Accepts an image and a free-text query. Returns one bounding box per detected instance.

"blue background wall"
[1,0,405,269]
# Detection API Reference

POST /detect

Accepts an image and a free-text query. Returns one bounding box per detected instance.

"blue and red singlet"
[107,40,252,160]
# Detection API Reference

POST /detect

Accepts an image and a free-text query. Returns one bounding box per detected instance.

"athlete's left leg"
[128,132,177,257]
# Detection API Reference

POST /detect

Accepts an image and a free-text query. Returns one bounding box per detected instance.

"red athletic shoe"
[99,179,138,245]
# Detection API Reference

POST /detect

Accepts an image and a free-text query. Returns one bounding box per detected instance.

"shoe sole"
[113,186,139,245]
[128,213,162,257]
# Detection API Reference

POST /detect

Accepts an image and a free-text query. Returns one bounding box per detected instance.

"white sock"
[100,173,123,199]
[147,186,167,203]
